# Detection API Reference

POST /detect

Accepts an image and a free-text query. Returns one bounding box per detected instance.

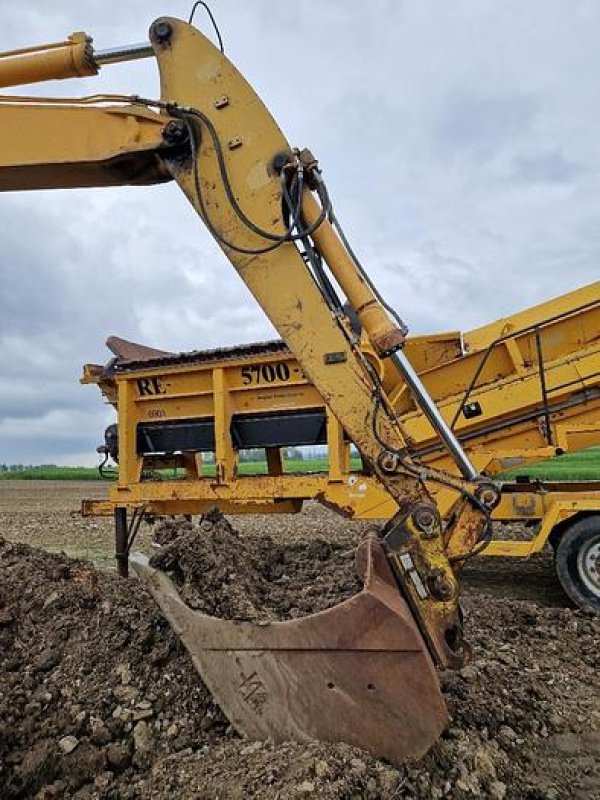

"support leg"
[115,507,129,578]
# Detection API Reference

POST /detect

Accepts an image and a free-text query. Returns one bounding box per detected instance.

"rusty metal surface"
[113,338,289,372]
[106,335,175,362]
[131,535,447,763]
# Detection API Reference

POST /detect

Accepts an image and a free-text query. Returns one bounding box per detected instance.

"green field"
[0,458,343,481]
[3,447,600,482]
[498,445,600,482]
[0,466,103,481]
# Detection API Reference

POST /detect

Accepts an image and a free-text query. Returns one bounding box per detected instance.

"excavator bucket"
[131,534,447,762]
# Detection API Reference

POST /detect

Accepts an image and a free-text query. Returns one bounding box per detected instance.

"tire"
[554,516,600,612]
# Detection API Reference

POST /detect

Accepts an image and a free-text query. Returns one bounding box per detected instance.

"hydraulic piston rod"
[391,350,478,480]
[94,43,154,66]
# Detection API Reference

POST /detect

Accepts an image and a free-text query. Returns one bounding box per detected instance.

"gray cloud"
[1,0,600,464]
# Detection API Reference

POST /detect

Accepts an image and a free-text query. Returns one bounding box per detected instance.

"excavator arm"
[0,17,500,759]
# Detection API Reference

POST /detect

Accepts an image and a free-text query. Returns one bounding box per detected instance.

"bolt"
[151,21,173,46]
[413,507,438,538]
[428,569,455,601]
[476,483,500,510]
[162,120,188,145]
[272,152,290,174]
[378,451,400,475]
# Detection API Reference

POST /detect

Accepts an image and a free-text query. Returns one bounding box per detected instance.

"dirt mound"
[0,535,229,799]
[149,511,362,621]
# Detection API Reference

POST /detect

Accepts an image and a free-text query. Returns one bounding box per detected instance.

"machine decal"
[241,362,293,385]
[136,377,167,396]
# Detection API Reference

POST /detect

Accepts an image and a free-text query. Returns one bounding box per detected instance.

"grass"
[0,457,363,481]
[4,449,599,482]
[0,466,102,481]
[498,445,600,482]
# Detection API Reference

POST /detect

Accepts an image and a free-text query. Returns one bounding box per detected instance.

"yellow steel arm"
[0,102,174,190]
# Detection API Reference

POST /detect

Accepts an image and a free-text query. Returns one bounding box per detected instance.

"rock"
[42,591,60,610]
[132,708,154,722]
[473,745,497,779]
[105,742,132,771]
[0,608,15,626]
[378,767,401,793]
[172,734,192,752]
[58,735,79,754]
[459,664,478,680]
[133,720,153,753]
[489,780,507,799]
[116,663,132,685]
[200,715,215,732]
[498,725,518,747]
[240,740,264,755]
[90,725,112,746]
[297,780,315,794]
[45,780,68,798]
[547,713,564,731]
[61,743,105,791]
[113,685,137,703]
[314,760,329,778]
[93,771,114,790]
[34,649,60,672]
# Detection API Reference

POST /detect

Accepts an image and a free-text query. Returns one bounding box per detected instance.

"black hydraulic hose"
[181,114,332,255]
[188,2,225,53]
[301,236,343,312]
[180,107,331,245]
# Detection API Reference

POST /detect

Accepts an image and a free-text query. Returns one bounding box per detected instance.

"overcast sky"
[1,0,599,465]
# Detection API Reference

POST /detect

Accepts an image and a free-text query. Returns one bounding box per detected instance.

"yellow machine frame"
[82,280,600,563]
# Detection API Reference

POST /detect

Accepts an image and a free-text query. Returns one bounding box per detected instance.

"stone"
[105,742,132,771]
[58,735,79,754]
[297,781,315,794]
[90,725,112,746]
[132,708,154,722]
[133,720,153,753]
[240,740,263,755]
[489,780,507,799]
[113,685,137,703]
[498,725,517,747]
[473,746,497,779]
[116,663,132,685]
[314,760,329,778]
[379,768,401,793]
[42,591,60,610]
[34,649,60,672]
[459,665,478,680]
[350,757,366,773]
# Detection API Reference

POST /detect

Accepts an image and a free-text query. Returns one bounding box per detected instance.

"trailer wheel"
[554,517,600,612]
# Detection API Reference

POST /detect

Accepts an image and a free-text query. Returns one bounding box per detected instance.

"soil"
[0,482,598,799]
[149,510,362,621]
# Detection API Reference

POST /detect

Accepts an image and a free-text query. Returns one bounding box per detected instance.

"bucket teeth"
[131,535,447,763]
